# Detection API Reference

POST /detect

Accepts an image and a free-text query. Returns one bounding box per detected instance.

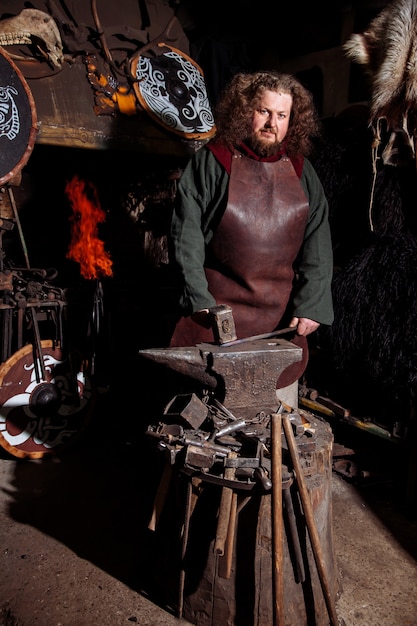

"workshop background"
[1,1,417,625]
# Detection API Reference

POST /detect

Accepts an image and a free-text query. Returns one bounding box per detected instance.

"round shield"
[0,341,94,459]
[131,43,216,140]
[0,46,38,186]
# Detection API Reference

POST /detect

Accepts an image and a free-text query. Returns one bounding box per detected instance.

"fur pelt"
[343,0,417,164]
[326,232,417,393]
[309,107,417,424]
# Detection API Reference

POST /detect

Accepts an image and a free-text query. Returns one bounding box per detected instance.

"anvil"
[139,338,302,412]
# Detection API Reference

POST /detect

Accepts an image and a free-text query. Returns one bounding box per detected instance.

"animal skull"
[0,8,63,68]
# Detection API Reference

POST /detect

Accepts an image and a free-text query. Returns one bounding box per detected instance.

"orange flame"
[65,176,113,280]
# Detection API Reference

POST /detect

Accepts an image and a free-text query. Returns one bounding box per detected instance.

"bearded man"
[169,71,333,389]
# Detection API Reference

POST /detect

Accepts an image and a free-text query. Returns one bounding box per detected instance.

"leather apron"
[170,151,310,386]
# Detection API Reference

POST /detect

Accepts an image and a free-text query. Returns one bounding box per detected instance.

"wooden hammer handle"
[271,413,285,626]
[215,451,237,556]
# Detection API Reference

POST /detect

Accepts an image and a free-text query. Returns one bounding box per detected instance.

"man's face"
[248,89,293,156]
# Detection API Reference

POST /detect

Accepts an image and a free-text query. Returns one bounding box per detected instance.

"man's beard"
[246,132,283,157]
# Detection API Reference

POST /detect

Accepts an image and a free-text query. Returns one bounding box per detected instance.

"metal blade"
[220,326,297,347]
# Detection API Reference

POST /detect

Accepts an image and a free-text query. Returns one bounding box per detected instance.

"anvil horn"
[138,345,219,389]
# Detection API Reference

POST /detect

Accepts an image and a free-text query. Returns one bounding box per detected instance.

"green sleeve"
[170,148,228,315]
[293,158,334,325]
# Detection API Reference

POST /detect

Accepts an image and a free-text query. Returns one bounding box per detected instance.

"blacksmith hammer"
[207,304,297,346]
[208,304,237,344]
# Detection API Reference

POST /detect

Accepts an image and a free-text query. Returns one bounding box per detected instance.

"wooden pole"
[271,413,285,626]
[282,414,340,626]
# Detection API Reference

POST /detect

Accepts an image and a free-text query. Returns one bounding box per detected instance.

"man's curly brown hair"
[213,71,321,157]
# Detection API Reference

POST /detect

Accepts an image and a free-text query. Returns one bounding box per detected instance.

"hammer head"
[208,305,237,344]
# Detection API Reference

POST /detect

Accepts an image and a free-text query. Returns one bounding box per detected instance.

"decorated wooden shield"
[0,46,37,185]
[0,341,94,459]
[131,43,216,140]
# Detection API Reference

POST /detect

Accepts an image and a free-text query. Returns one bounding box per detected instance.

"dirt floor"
[1,390,417,626]
[0,391,192,626]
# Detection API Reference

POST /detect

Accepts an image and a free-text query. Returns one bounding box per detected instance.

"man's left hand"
[290,317,319,336]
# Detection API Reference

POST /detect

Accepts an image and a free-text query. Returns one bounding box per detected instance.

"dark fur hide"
[310,113,417,419]
[327,233,417,392]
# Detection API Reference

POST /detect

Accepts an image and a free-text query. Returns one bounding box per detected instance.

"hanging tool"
[282,414,340,626]
[8,187,30,269]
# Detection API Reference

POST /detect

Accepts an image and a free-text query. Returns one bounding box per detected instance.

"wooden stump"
[146,416,339,626]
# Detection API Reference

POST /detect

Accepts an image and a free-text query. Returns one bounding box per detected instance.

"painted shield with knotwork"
[131,44,216,140]
[0,341,94,459]
[0,46,37,185]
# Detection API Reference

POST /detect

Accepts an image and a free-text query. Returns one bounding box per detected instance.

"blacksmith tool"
[282,485,305,583]
[217,488,238,579]
[206,303,296,346]
[282,414,340,626]
[178,476,192,619]
[208,304,237,344]
[271,412,285,626]
[220,325,297,347]
[178,475,204,616]
[148,462,173,532]
[215,450,238,557]
[163,392,209,429]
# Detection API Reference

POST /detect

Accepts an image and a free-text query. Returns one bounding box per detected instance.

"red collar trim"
[207,141,304,178]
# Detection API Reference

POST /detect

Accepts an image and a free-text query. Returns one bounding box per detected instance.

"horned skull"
[0,8,64,68]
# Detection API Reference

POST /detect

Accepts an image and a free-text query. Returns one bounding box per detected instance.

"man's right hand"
[191,309,212,328]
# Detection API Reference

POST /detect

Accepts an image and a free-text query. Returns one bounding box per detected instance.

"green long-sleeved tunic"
[171,146,334,326]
